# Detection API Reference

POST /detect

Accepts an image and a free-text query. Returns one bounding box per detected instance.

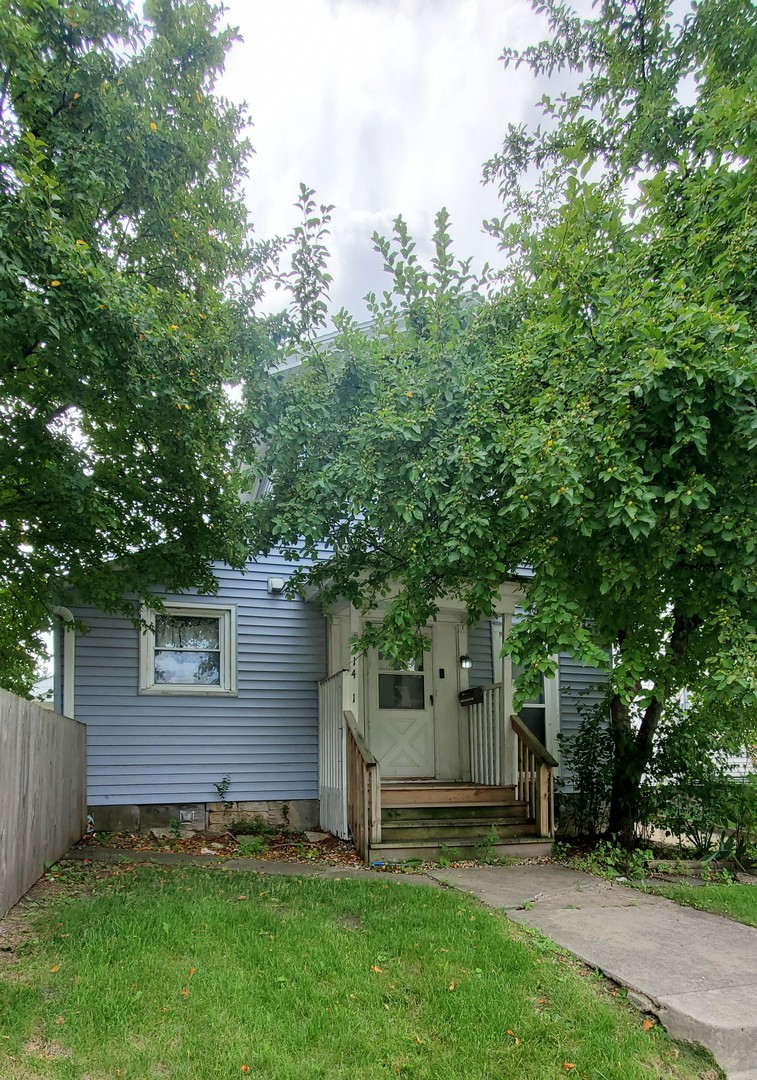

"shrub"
[557,704,613,839]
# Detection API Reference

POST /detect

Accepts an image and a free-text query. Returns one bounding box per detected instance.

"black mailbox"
[458,686,484,707]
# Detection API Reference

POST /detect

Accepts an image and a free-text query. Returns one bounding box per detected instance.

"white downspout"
[53,606,76,719]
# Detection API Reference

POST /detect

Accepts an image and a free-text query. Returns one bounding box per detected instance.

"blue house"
[54,558,607,862]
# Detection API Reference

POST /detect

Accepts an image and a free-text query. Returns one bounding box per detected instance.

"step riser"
[369,839,554,863]
[381,785,517,807]
[383,804,529,823]
[382,822,538,842]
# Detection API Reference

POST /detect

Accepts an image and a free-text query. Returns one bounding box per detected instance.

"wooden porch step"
[381,783,518,808]
[381,819,538,843]
[383,802,529,823]
[368,836,554,864]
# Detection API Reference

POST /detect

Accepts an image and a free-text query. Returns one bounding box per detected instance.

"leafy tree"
[0,0,265,692]
[251,0,757,844]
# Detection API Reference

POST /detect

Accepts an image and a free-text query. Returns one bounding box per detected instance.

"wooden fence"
[0,689,87,917]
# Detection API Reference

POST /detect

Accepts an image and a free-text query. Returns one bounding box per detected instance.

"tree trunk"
[607,693,665,846]
[607,694,643,846]
[605,610,702,847]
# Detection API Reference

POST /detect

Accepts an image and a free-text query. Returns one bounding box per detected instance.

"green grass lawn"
[643,881,757,927]
[0,863,721,1079]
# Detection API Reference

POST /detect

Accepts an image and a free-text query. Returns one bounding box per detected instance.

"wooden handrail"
[510,713,559,768]
[510,714,557,838]
[344,711,379,769]
[319,668,349,686]
[344,710,381,860]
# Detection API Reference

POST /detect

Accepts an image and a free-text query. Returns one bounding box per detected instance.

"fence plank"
[0,690,87,917]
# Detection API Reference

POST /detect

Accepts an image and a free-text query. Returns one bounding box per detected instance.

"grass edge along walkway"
[0,861,722,1079]
[639,879,757,928]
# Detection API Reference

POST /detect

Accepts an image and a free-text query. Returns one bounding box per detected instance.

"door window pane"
[378,651,423,673]
[379,673,425,709]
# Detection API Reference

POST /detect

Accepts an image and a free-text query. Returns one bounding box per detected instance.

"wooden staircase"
[368,783,554,864]
[337,704,557,865]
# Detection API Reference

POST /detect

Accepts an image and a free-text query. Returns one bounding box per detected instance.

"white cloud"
[219,0,554,318]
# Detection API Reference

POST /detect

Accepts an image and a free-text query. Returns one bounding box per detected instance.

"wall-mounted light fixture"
[459,654,473,670]
[267,577,285,595]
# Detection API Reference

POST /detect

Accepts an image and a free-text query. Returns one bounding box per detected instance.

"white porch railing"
[318,670,349,839]
[468,682,504,786]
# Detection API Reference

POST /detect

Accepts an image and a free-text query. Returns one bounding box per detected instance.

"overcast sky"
[217,0,559,321]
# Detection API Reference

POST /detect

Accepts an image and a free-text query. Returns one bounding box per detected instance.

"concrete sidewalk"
[426,864,757,1080]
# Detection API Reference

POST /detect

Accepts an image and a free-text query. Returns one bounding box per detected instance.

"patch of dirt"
[0,861,133,976]
[0,876,60,974]
[24,1035,71,1061]
[337,914,364,931]
[77,828,366,869]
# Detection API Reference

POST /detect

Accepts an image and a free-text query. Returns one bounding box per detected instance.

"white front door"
[367,641,435,778]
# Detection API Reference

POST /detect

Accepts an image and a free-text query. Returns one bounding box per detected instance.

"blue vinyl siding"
[73,557,327,806]
[557,653,609,787]
[468,620,495,685]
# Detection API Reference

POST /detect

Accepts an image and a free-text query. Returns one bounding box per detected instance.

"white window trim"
[139,602,237,696]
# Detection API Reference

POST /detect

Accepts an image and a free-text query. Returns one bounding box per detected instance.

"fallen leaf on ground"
[448,980,455,991]
[180,988,189,997]
[370,965,383,974]
[562,1064,576,1071]
[188,967,196,978]
[643,1018,655,1032]
[50,965,60,973]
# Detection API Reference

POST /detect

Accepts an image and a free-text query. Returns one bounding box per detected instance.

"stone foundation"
[88,799,319,835]
[205,800,319,834]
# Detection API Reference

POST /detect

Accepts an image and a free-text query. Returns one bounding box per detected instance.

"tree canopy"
[251,0,757,841]
[0,0,265,691]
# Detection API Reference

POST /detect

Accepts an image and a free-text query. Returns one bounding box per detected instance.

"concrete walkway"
[425,864,757,1080]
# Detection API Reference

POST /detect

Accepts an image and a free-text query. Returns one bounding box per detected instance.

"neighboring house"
[54,558,607,862]
[30,672,54,710]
